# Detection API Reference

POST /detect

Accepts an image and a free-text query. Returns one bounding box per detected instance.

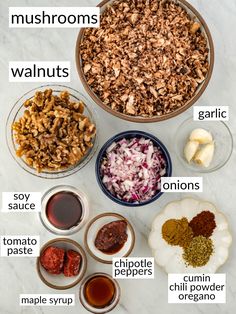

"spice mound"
[40,246,82,277]
[95,220,128,254]
[100,137,167,203]
[12,89,96,172]
[80,0,209,117]
[162,218,193,247]
[161,210,216,268]
[189,210,216,237]
[183,236,213,267]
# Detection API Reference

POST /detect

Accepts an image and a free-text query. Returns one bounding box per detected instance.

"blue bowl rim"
[95,130,172,207]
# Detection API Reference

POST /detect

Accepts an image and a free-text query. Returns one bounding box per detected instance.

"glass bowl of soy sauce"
[40,185,89,235]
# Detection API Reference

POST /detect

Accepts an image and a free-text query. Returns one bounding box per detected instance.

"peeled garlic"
[189,128,213,144]
[194,142,215,167]
[184,140,199,163]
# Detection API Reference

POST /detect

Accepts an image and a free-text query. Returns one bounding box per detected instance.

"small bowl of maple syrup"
[79,273,120,313]
[40,185,89,235]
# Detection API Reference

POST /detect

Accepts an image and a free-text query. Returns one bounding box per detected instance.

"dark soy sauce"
[46,191,82,230]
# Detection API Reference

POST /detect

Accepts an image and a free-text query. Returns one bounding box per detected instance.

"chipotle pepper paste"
[189,210,216,238]
[95,220,128,254]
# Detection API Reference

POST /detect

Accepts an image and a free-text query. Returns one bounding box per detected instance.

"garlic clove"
[194,142,215,167]
[184,140,199,163]
[189,128,213,144]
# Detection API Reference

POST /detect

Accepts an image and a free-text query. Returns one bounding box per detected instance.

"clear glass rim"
[6,84,99,179]
[40,185,90,235]
[174,117,234,173]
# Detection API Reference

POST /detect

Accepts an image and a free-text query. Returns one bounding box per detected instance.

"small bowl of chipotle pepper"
[84,212,135,264]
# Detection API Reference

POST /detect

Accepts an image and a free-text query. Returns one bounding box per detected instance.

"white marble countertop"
[0,0,235,313]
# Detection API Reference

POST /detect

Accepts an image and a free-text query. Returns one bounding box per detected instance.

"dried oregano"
[183,236,214,267]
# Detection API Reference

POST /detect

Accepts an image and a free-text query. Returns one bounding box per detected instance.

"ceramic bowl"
[148,198,232,273]
[95,130,172,207]
[76,0,214,123]
[79,273,121,313]
[84,212,135,264]
[37,238,87,290]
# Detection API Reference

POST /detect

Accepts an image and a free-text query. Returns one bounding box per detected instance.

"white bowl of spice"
[148,198,232,273]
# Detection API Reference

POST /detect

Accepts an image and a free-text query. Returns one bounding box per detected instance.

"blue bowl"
[95,130,172,207]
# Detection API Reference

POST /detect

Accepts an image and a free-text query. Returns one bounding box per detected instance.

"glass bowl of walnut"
[6,85,98,178]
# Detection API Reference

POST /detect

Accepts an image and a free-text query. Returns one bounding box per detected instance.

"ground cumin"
[189,210,216,238]
[162,217,193,248]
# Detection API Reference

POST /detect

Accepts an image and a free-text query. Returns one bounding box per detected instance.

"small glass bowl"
[6,84,98,179]
[84,212,135,264]
[79,273,120,313]
[40,185,89,235]
[174,117,233,173]
[37,238,87,290]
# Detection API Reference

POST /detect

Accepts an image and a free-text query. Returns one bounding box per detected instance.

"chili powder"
[189,210,216,238]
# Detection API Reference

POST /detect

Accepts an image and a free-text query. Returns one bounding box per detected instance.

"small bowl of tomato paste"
[37,238,87,290]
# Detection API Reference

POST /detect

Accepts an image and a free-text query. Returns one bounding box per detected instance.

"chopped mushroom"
[80,0,209,117]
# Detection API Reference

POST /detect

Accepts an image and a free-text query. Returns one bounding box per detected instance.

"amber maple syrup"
[84,275,115,308]
[46,191,82,230]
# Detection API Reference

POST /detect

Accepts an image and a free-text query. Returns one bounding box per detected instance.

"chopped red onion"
[100,137,167,203]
